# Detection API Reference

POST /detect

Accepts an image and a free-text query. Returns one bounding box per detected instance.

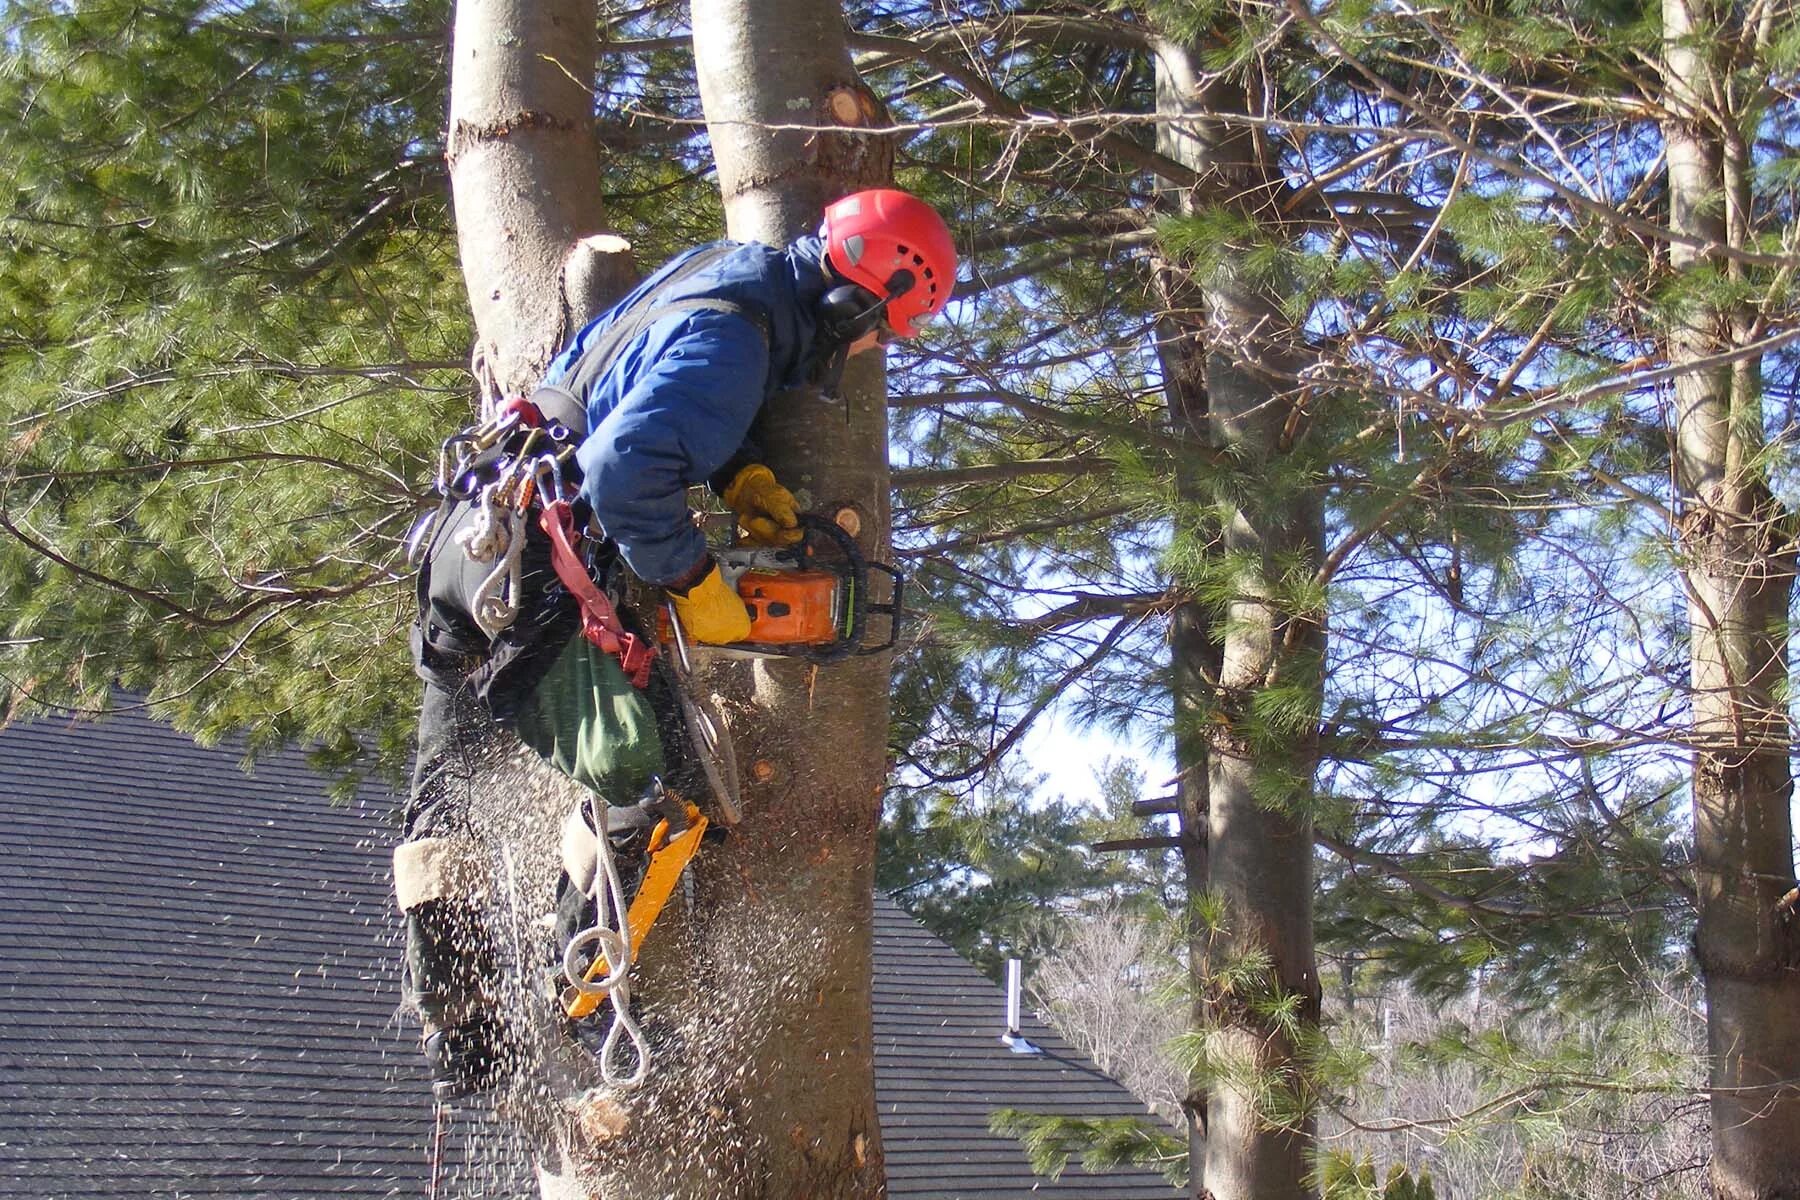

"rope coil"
[560,795,652,1090]
[459,481,525,637]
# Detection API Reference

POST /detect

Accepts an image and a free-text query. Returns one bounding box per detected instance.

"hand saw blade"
[675,683,741,825]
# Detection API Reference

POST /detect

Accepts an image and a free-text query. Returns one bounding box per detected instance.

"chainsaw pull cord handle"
[560,792,652,1089]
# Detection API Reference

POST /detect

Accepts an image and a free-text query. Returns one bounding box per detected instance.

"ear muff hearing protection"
[811,270,922,399]
[819,284,886,344]
[819,270,918,346]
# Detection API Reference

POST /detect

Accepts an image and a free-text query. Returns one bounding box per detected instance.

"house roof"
[872,903,1181,1198]
[0,702,1177,1199]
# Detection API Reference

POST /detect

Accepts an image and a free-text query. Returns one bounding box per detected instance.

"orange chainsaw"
[661,512,906,664]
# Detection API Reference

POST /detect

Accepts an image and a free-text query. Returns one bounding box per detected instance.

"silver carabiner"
[436,432,474,496]
[531,451,566,507]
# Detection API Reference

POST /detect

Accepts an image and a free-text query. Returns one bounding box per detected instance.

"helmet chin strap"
[808,338,852,403]
[809,278,880,402]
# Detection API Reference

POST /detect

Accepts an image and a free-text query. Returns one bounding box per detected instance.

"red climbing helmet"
[821,189,957,338]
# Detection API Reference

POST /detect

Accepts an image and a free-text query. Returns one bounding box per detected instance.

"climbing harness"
[417,395,654,692]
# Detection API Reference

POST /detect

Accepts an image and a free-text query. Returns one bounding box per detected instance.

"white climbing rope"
[456,479,509,561]
[457,481,526,637]
[560,794,651,1089]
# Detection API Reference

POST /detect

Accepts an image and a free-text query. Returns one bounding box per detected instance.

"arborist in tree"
[396,188,957,1105]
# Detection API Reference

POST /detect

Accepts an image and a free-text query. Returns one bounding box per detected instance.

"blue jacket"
[542,236,831,585]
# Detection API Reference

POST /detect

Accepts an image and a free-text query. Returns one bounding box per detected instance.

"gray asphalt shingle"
[0,703,1178,1199]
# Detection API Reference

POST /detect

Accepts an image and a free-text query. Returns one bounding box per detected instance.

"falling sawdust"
[437,741,834,1200]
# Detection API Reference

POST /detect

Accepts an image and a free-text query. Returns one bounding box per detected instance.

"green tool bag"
[508,633,667,804]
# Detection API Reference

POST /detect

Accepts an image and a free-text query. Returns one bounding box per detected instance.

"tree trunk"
[1663,3,1800,1195]
[1153,32,1322,1200]
[1153,44,1217,1195]
[442,4,647,1196]
[1169,592,1216,1197]
[656,3,895,1197]
[446,0,634,401]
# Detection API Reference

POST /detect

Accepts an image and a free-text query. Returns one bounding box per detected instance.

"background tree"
[851,0,1793,1193]
[446,0,635,399]
[0,0,461,776]
[1659,0,1800,1190]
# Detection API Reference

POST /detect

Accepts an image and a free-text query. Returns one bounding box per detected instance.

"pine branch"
[897,505,1137,557]
[1282,0,1800,272]
[10,452,416,499]
[891,457,1112,489]
[845,32,1200,188]
[907,615,1140,786]
[0,508,391,630]
[1314,829,1679,921]
[890,388,1212,458]
[962,208,1148,256]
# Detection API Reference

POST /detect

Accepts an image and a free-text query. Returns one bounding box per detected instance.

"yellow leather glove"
[722,464,804,547]
[668,562,753,645]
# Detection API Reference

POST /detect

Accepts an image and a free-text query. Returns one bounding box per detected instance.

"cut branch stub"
[814,84,895,189]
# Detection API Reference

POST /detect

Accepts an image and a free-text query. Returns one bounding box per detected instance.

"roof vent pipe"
[1000,958,1042,1055]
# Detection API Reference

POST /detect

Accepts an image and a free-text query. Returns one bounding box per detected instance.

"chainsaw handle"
[793,514,864,664]
[857,560,905,656]
[794,514,907,660]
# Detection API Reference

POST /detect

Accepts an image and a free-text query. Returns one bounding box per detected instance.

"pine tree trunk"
[446,0,634,400]
[1154,34,1322,1200]
[441,5,646,1197]
[672,2,895,1196]
[1663,3,1800,1195]
[1153,47,1218,1193]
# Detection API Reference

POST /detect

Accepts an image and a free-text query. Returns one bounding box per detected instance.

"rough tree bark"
[683,10,896,1198]
[1662,2,1800,1195]
[656,0,895,1196]
[1154,30,1323,1200]
[446,0,634,401]
[442,0,895,1190]
[1152,42,1218,1195]
[440,4,645,1197]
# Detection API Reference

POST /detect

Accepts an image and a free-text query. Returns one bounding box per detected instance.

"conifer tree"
[848,0,1790,1192]
[9,0,1799,1192]
[0,0,464,773]
[1659,0,1800,1189]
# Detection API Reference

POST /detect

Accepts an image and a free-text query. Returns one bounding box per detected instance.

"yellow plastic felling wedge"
[564,803,709,1021]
